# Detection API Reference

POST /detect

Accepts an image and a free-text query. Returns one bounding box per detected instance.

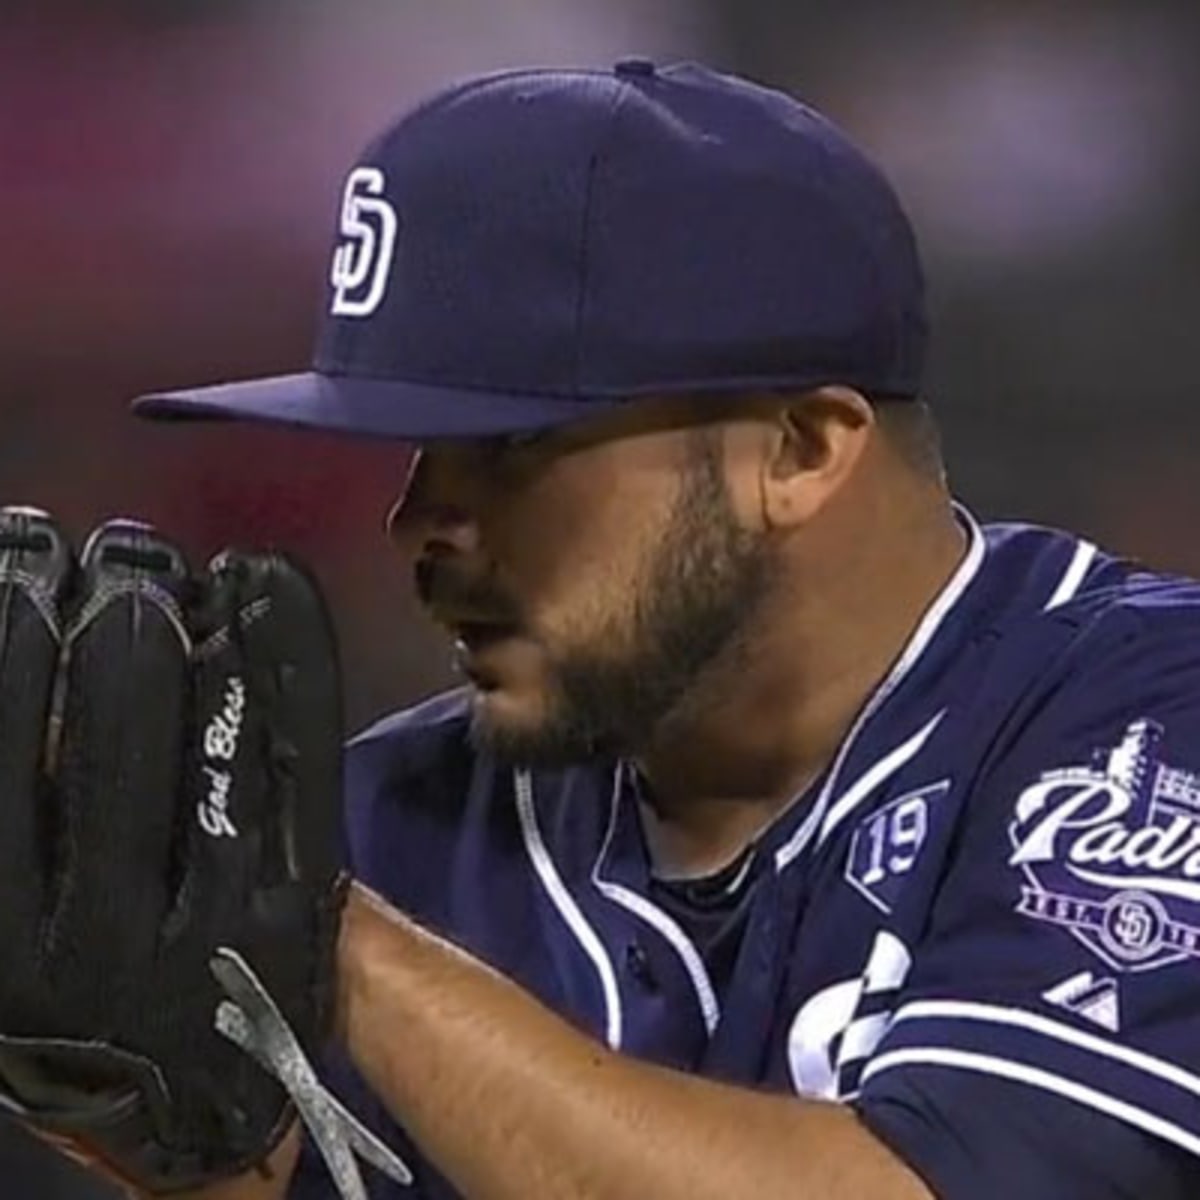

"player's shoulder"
[350,685,474,750]
[961,521,1200,757]
[982,518,1200,650]
[340,688,484,886]
[345,686,478,797]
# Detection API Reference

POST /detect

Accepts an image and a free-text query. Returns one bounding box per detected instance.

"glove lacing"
[210,948,413,1199]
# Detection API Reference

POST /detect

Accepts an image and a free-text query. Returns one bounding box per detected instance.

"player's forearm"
[338,883,930,1200]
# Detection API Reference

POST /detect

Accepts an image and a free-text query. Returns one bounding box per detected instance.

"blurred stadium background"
[3,0,1199,1193]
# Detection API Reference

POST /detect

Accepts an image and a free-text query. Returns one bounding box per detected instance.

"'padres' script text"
[1011,771,1200,902]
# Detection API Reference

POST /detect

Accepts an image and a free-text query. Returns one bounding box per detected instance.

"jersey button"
[625,942,658,991]
[614,58,657,80]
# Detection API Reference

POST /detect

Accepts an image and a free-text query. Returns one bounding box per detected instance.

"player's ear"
[759,387,874,530]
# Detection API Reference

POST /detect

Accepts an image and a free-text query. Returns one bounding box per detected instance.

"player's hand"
[0,507,346,1195]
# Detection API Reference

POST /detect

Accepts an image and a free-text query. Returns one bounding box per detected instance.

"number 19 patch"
[845,780,950,913]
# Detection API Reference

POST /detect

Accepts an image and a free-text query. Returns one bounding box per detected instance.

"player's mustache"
[414,557,522,626]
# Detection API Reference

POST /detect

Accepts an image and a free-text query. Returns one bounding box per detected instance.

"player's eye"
[501,430,548,452]
[476,430,550,465]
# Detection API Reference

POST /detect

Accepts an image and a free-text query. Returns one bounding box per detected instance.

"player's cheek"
[490,492,642,655]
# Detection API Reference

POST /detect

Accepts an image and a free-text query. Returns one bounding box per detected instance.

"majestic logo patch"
[1009,719,1200,972]
[330,166,398,317]
[845,781,949,913]
[1041,970,1121,1032]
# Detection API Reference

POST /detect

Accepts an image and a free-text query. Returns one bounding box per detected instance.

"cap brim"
[133,372,615,440]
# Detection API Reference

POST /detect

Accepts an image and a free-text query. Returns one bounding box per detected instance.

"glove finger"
[232,551,344,893]
[186,550,343,905]
[46,520,192,1006]
[171,552,264,941]
[0,507,74,966]
[134,551,342,1164]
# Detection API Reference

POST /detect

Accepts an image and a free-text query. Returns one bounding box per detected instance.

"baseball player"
[12,60,1200,1199]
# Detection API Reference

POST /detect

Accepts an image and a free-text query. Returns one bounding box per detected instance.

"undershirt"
[647,841,763,1000]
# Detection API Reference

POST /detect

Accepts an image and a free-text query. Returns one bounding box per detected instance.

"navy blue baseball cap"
[134,60,927,440]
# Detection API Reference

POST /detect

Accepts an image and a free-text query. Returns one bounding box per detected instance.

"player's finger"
[47,519,192,1001]
[0,507,74,961]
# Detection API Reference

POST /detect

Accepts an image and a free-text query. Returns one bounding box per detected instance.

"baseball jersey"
[292,508,1200,1199]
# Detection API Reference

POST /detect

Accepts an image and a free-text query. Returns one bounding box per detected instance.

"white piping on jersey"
[1043,539,1097,611]
[890,999,1200,1100]
[515,770,623,1049]
[815,710,946,850]
[774,505,986,872]
[860,1046,1200,1159]
[716,849,757,897]
[592,768,721,1036]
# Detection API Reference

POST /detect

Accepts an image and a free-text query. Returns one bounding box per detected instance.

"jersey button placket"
[625,942,659,992]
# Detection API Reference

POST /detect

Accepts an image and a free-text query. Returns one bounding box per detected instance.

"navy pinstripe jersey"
[293,510,1200,1199]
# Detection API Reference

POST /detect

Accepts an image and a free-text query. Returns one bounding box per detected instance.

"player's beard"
[471,433,770,768]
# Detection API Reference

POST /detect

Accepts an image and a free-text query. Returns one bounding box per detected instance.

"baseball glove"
[0,507,409,1197]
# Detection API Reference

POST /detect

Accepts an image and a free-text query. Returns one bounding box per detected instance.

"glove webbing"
[210,949,413,1199]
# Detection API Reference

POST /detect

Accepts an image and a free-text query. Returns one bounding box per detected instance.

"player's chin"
[465,684,591,769]
[468,693,546,763]
[453,639,593,765]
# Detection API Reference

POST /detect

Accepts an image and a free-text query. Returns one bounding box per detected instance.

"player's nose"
[386,446,483,557]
